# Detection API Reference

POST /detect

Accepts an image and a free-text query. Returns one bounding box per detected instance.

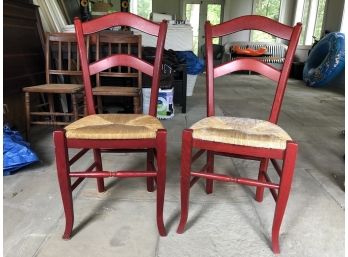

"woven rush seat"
[92,86,140,96]
[23,84,83,94]
[191,116,291,150]
[65,114,164,139]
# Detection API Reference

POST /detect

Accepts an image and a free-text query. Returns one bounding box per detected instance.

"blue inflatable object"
[303,32,345,87]
[3,125,39,175]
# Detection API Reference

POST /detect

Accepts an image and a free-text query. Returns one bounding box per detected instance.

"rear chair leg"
[54,130,74,239]
[156,129,167,236]
[24,92,31,140]
[48,94,56,127]
[71,93,79,121]
[133,95,141,114]
[272,142,297,254]
[97,96,103,114]
[206,151,214,194]
[256,158,270,202]
[177,129,193,233]
[93,149,105,193]
[147,149,155,192]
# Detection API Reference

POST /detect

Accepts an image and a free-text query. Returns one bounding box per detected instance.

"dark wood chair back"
[46,33,83,85]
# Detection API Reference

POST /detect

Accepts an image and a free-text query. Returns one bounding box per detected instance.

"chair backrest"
[95,31,142,90]
[74,12,168,116]
[46,33,83,85]
[205,15,302,124]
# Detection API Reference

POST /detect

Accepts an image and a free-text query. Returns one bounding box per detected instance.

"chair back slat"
[214,59,281,81]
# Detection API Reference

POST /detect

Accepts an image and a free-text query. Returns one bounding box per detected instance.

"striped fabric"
[226,41,287,64]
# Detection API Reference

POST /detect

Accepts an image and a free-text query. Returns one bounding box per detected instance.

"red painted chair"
[177,15,301,253]
[53,12,168,238]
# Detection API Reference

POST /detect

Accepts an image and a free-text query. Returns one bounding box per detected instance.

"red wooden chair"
[53,12,168,238]
[177,15,301,253]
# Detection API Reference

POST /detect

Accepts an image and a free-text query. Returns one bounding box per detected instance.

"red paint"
[177,15,302,254]
[54,12,168,239]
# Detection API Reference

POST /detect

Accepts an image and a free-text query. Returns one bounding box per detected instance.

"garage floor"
[3,74,345,257]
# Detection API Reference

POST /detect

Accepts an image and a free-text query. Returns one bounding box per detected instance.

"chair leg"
[272,141,298,254]
[97,96,103,114]
[147,149,155,192]
[205,151,214,194]
[156,129,167,236]
[177,129,193,234]
[53,130,74,239]
[93,149,105,193]
[24,92,31,140]
[83,95,88,117]
[71,93,79,121]
[48,94,56,127]
[133,96,141,114]
[255,158,270,202]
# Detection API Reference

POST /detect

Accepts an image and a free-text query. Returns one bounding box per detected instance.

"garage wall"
[323,0,345,33]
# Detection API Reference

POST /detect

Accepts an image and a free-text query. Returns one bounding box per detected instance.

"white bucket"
[142,88,174,119]
[186,74,198,96]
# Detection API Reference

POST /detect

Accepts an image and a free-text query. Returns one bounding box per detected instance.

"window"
[295,0,327,45]
[130,0,152,19]
[251,0,281,42]
[207,4,222,45]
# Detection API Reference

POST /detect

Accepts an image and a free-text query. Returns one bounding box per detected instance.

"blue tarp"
[175,51,205,75]
[3,125,39,175]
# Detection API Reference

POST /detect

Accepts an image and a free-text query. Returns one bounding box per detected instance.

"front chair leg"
[256,158,270,202]
[156,129,167,236]
[177,129,193,233]
[93,149,105,193]
[54,130,74,239]
[272,141,298,254]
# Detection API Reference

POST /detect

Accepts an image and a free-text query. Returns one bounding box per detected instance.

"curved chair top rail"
[74,12,161,37]
[210,15,300,41]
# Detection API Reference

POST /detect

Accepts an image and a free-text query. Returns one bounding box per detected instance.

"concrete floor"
[3,74,345,257]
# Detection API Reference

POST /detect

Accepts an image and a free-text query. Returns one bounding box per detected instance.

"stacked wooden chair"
[23,33,84,139]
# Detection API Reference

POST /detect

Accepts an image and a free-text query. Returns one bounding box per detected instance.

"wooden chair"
[177,15,302,254]
[23,33,84,139]
[94,31,143,114]
[53,12,168,238]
